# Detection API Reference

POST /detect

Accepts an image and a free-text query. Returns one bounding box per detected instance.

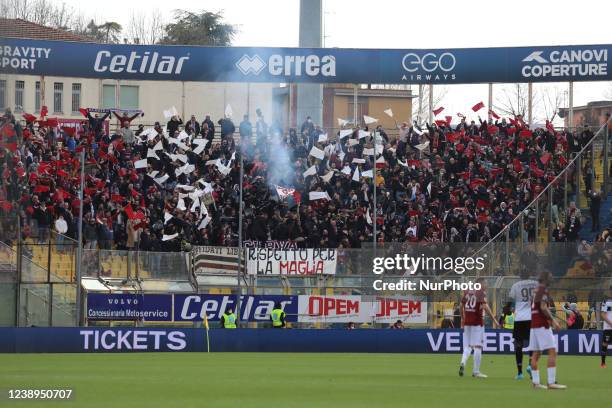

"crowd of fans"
[0,104,605,252]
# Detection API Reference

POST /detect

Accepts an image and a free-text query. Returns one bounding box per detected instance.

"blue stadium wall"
[0,328,606,354]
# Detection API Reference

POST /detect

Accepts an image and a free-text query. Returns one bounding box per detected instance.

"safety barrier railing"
[475,119,611,260]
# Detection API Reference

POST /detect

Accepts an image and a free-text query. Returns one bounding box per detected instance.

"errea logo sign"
[235,54,336,77]
[521,48,608,78]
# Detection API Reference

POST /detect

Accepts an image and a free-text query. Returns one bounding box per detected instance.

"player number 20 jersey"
[462,289,485,326]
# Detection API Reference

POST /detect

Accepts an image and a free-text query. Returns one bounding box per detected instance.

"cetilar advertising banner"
[1,38,610,84]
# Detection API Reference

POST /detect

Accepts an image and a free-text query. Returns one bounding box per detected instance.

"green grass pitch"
[0,353,610,407]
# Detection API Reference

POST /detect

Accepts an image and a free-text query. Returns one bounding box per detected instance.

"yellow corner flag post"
[204,314,210,353]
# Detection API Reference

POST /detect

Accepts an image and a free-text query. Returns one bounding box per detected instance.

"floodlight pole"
[75,149,85,326]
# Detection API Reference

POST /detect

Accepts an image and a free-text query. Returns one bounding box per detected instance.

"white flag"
[134,158,148,169]
[147,170,159,179]
[177,199,187,211]
[398,159,409,167]
[366,210,372,225]
[225,104,233,118]
[318,133,328,143]
[427,182,432,196]
[176,141,191,151]
[162,233,179,241]
[337,118,349,127]
[362,169,373,178]
[198,215,212,230]
[384,108,393,117]
[358,130,369,139]
[321,171,334,183]
[363,148,374,156]
[303,165,317,177]
[352,167,360,182]
[413,127,423,136]
[192,138,209,154]
[147,149,160,160]
[163,106,178,119]
[415,141,430,151]
[363,115,378,125]
[176,184,195,191]
[154,174,169,185]
[152,140,163,151]
[352,158,366,164]
[309,191,331,201]
[164,212,173,224]
[339,129,353,139]
[341,166,351,175]
[177,130,190,141]
[348,139,359,147]
[309,146,325,160]
[190,198,200,212]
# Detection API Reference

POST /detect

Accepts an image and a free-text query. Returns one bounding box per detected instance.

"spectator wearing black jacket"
[166,115,183,138]
[86,110,110,139]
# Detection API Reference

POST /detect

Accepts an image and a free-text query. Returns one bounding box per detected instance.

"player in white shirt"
[508,269,538,380]
[599,285,612,368]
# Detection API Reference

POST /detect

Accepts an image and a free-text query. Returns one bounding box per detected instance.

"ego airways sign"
[402,52,456,72]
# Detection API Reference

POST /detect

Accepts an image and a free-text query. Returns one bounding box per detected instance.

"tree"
[98,21,123,43]
[495,84,567,125]
[126,10,165,45]
[161,10,237,46]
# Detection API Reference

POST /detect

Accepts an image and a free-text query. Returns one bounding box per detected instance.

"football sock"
[547,367,556,385]
[473,348,482,374]
[601,346,607,364]
[532,370,540,385]
[515,347,523,374]
[461,347,472,365]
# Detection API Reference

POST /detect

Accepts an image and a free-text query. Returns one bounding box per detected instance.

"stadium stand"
[0,106,596,253]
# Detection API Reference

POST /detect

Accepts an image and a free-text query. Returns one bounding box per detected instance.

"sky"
[58,0,612,125]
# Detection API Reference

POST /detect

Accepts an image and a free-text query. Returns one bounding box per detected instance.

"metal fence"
[475,119,611,258]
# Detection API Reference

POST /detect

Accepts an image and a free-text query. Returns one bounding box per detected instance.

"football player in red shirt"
[528,271,567,389]
[459,279,499,378]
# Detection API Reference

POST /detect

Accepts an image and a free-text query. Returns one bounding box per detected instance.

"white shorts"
[463,325,484,347]
[528,327,556,352]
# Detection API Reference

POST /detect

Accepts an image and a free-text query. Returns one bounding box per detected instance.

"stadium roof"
[0,18,92,42]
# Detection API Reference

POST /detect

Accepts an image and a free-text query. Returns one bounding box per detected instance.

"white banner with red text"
[297,295,427,324]
[246,248,337,275]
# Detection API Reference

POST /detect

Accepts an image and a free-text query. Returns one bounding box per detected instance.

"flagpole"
[204,315,210,352]
[236,133,244,326]
[75,149,85,326]
[373,131,377,247]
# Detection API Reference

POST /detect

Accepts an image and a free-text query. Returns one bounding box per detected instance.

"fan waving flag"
[471,101,485,112]
[433,107,444,116]
[488,109,500,120]
[363,115,378,125]
[275,185,295,200]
